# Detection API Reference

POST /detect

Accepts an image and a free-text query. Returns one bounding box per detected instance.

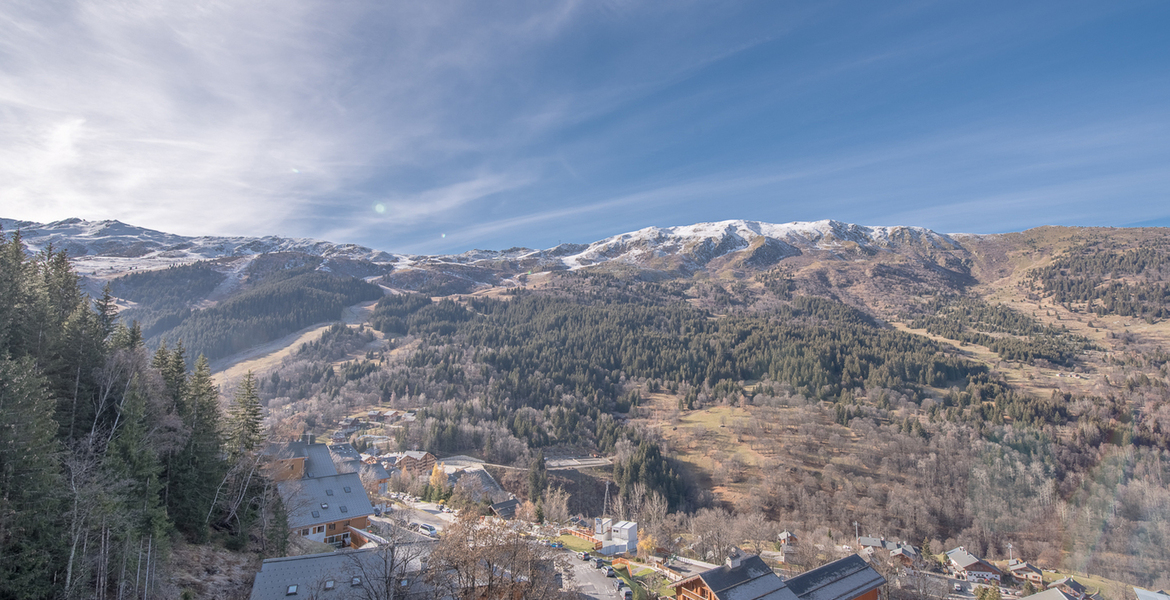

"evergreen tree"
[168,355,226,542]
[227,371,264,461]
[0,357,64,599]
[527,449,547,501]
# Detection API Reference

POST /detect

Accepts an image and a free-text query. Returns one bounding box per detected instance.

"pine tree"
[227,371,264,461]
[168,355,226,542]
[527,449,547,502]
[0,357,64,599]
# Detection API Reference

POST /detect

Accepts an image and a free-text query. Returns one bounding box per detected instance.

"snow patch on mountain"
[559,219,961,269]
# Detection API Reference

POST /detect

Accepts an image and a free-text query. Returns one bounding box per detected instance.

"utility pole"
[1008,542,1013,561]
[853,521,859,542]
[604,481,610,517]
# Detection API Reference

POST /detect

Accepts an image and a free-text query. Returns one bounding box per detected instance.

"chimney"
[726,547,745,569]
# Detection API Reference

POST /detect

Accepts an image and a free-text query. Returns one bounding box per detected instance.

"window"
[343,486,352,493]
[313,526,325,534]
[343,520,350,527]
[325,489,334,496]
[340,505,348,514]
[300,529,309,536]
[351,577,362,587]
[328,523,336,530]
[286,584,298,595]
[311,510,320,518]
[324,580,335,590]
[321,503,329,509]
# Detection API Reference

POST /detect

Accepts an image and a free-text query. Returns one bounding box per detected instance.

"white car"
[418,524,438,536]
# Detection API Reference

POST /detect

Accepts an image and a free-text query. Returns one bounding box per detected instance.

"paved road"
[566,553,622,599]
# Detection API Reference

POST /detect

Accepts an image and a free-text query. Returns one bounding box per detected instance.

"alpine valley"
[4,216,1170,597]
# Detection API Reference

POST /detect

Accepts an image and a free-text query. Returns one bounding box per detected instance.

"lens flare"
[441,233,447,238]
[374,203,385,214]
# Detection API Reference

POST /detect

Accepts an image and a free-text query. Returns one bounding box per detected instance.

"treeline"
[0,229,276,599]
[908,297,1093,366]
[111,262,226,338]
[1029,244,1170,321]
[162,270,382,361]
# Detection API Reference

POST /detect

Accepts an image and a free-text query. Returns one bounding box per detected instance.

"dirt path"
[211,299,379,386]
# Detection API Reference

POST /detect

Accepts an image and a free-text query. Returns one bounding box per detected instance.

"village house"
[268,435,376,547]
[946,547,1002,582]
[1048,577,1088,599]
[383,450,436,478]
[857,536,920,567]
[329,443,393,494]
[673,549,885,600]
[1007,559,1043,586]
[248,543,434,600]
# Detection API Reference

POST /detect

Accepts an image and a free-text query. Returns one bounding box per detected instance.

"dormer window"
[286,584,298,595]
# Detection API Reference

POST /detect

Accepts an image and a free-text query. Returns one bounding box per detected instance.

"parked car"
[606,567,616,578]
[418,524,438,536]
[373,507,382,517]
[550,541,563,549]
[594,558,604,569]
[955,583,964,592]
[615,580,627,590]
[622,589,633,599]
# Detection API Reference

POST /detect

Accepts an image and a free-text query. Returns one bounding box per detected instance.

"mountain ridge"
[2,216,967,270]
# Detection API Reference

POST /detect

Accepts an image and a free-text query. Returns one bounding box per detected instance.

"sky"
[1,1,1168,254]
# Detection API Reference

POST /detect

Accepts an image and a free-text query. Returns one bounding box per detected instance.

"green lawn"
[556,534,596,553]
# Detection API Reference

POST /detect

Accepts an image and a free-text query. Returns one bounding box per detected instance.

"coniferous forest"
[6,221,1170,597]
[0,229,278,599]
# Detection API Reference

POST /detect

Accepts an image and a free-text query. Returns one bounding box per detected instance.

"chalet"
[673,549,884,600]
[1006,559,1043,585]
[857,537,919,567]
[248,544,434,600]
[1048,577,1088,599]
[384,451,436,478]
[281,474,375,546]
[269,435,334,482]
[269,436,377,547]
[329,443,393,494]
[779,531,798,546]
[946,547,1001,582]
[785,553,886,600]
[491,498,521,520]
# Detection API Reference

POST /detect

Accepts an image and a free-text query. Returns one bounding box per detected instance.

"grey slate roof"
[694,554,797,600]
[248,544,434,600]
[859,537,918,558]
[946,547,999,574]
[279,472,374,529]
[787,554,886,600]
[491,498,520,519]
[1050,578,1087,595]
[680,553,885,600]
[1029,589,1077,600]
[1135,588,1170,600]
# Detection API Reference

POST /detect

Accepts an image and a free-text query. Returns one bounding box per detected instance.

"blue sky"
[1,1,1168,254]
